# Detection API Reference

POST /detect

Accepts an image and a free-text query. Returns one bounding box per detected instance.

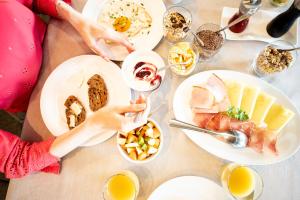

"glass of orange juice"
[103,170,140,200]
[221,163,263,200]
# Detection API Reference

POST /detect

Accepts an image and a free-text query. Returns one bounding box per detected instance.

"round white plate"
[40,55,131,146]
[148,176,230,200]
[173,70,300,165]
[121,50,165,91]
[82,0,166,61]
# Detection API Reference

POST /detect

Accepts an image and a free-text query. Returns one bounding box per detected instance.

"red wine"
[267,1,300,38]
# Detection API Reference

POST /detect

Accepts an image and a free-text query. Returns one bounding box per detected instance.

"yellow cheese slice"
[240,87,260,118]
[264,103,294,133]
[225,81,244,108]
[251,92,276,126]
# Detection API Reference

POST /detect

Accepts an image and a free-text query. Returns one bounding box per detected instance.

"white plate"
[220,7,299,45]
[121,50,165,91]
[148,176,230,200]
[173,70,300,165]
[82,0,166,61]
[40,55,131,146]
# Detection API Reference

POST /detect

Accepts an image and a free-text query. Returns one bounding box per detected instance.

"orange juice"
[106,171,139,200]
[228,166,254,198]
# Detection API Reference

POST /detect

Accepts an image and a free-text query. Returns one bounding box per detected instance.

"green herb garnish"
[226,106,249,121]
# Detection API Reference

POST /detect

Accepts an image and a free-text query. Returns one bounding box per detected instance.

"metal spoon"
[183,27,205,46]
[277,46,300,53]
[169,119,248,148]
[216,13,251,33]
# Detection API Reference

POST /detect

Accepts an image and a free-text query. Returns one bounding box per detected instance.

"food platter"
[40,55,131,146]
[82,0,166,61]
[148,176,230,200]
[173,70,300,165]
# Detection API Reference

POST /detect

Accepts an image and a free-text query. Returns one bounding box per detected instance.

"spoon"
[216,13,251,33]
[183,27,205,46]
[169,119,248,148]
[277,46,300,53]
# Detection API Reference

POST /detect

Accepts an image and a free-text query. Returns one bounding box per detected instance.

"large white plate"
[148,176,230,200]
[220,7,299,45]
[82,0,166,61]
[40,55,131,146]
[173,70,300,165]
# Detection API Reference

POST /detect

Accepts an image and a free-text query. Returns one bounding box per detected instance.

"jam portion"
[133,62,162,87]
[228,12,249,33]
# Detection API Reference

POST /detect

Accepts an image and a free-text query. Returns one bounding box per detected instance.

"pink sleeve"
[0,130,60,179]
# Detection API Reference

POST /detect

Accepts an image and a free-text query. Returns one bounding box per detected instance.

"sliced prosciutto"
[190,74,230,114]
[193,112,278,154]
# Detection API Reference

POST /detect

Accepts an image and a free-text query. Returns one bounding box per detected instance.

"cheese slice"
[264,103,294,133]
[240,87,260,118]
[251,92,276,126]
[225,81,244,108]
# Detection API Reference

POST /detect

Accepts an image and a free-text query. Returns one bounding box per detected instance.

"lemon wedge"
[251,92,276,126]
[225,81,244,108]
[264,103,294,133]
[240,87,260,118]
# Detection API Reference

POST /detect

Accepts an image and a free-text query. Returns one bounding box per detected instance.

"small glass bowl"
[193,23,226,60]
[252,40,298,78]
[168,41,199,76]
[163,6,192,43]
[270,0,290,7]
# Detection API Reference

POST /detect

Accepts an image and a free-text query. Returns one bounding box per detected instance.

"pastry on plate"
[64,95,86,130]
[87,74,108,111]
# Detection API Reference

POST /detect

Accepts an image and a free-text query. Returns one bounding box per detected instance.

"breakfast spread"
[117,120,161,161]
[98,0,152,38]
[168,42,197,76]
[64,96,86,130]
[87,74,108,112]
[163,7,192,42]
[190,74,294,154]
[133,62,161,87]
[256,46,293,75]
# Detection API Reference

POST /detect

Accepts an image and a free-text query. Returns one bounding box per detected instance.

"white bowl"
[117,118,163,164]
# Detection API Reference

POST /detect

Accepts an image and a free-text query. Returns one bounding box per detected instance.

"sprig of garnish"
[226,106,249,121]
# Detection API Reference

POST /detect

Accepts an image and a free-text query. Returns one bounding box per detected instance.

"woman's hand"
[56,1,135,60]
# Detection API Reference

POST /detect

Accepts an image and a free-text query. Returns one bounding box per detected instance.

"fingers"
[115,104,146,114]
[90,45,110,61]
[104,29,135,52]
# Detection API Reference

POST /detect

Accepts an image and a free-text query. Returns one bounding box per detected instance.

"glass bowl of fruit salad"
[117,118,163,164]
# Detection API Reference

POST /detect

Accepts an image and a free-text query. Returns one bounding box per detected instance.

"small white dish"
[122,50,165,92]
[220,7,298,45]
[148,176,230,200]
[117,118,163,164]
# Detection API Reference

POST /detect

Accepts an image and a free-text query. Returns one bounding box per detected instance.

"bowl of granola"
[252,40,298,77]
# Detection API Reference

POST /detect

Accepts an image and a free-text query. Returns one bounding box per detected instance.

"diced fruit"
[154,139,160,148]
[264,103,294,133]
[138,136,145,146]
[240,86,260,118]
[126,147,135,154]
[119,131,128,138]
[141,143,148,151]
[127,134,138,144]
[138,152,148,160]
[125,143,139,148]
[153,128,160,138]
[129,151,137,160]
[251,92,275,126]
[117,137,126,145]
[147,122,154,128]
[148,147,158,154]
[136,147,143,155]
[225,81,244,108]
[148,138,156,146]
[145,128,154,138]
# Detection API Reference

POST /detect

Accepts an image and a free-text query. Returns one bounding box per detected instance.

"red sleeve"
[0,129,60,179]
[33,0,72,18]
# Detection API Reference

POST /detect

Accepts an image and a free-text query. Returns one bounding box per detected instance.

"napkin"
[220,7,299,44]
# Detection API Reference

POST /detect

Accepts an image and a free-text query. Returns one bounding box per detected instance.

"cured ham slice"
[193,113,278,154]
[190,74,230,114]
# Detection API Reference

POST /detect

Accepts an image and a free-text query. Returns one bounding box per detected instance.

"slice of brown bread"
[87,74,108,112]
[64,95,86,130]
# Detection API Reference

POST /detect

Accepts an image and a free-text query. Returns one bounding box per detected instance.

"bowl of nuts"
[117,118,163,164]
[253,40,298,77]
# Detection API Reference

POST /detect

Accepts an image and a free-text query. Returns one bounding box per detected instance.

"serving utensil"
[277,46,300,53]
[216,13,251,33]
[169,119,248,148]
[183,26,205,46]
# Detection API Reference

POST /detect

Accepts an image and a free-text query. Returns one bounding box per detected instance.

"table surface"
[6,0,300,200]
